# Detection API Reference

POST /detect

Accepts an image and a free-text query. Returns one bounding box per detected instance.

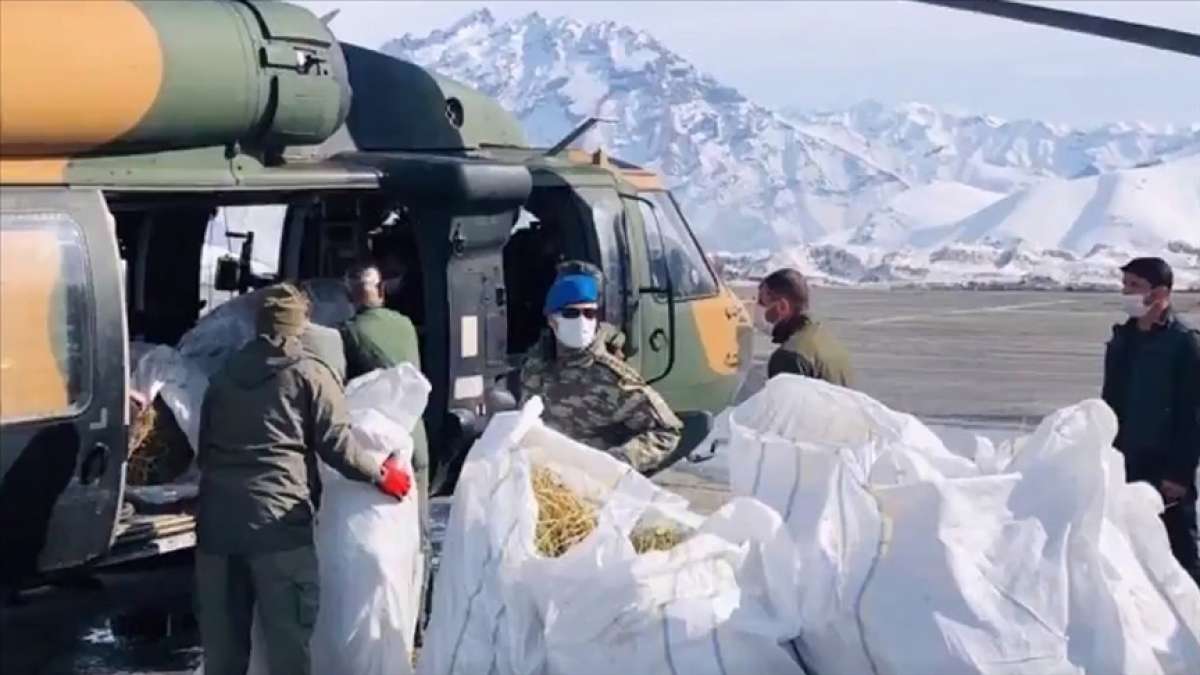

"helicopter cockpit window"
[638,192,718,300]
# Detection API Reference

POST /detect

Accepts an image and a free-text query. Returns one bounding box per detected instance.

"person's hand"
[377,453,412,500]
[1160,480,1188,503]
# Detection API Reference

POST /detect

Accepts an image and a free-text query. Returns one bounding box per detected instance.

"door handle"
[80,443,110,485]
[649,328,667,352]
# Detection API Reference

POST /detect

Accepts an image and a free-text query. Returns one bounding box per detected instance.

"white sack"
[247,364,430,675]
[417,397,806,675]
[179,278,353,377]
[130,344,210,453]
[719,374,1200,675]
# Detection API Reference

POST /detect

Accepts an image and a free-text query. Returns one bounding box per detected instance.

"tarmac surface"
[4,288,1197,673]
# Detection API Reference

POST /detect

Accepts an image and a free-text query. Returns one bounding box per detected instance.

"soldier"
[339,263,429,527]
[552,259,626,357]
[755,268,854,386]
[339,262,435,630]
[194,283,411,675]
[518,272,683,472]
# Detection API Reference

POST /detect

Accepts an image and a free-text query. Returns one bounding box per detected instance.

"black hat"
[1120,257,1174,289]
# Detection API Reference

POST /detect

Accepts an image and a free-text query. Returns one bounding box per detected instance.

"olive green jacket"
[767,317,854,388]
[340,306,422,380]
[340,306,429,481]
[196,336,379,554]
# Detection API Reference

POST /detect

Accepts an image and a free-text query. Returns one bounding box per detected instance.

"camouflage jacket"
[518,334,683,472]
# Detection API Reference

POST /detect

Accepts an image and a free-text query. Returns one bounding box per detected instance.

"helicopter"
[0,0,1195,584]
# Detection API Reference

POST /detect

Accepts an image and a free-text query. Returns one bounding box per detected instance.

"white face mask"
[554,315,597,350]
[1121,293,1149,319]
[752,304,774,334]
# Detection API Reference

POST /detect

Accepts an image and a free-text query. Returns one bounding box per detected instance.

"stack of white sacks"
[419,374,1200,675]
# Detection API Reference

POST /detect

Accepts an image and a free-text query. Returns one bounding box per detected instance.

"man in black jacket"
[1101,257,1200,585]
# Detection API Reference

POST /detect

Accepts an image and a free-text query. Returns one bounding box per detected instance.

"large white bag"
[244,364,429,675]
[179,278,353,377]
[417,397,806,675]
[718,374,1200,675]
[130,343,210,454]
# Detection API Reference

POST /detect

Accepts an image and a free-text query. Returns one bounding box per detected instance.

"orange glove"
[377,454,412,500]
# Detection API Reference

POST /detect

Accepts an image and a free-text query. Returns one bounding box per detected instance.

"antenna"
[319,9,340,26]
[545,117,618,157]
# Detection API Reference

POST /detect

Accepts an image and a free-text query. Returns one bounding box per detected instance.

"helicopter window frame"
[0,211,96,425]
[577,186,629,330]
[636,191,720,302]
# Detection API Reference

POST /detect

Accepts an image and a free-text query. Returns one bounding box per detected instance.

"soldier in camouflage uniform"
[518,272,682,472]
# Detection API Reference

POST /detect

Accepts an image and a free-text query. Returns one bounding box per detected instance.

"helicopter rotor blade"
[910,0,1200,58]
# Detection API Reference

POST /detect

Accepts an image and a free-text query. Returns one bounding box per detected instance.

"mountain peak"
[383,14,1200,254]
[454,8,494,29]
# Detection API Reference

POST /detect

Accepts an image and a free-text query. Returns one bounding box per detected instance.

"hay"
[531,464,687,557]
[127,397,193,486]
[629,526,685,554]
[532,465,598,557]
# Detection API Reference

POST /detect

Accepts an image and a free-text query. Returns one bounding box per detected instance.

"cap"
[544,274,599,314]
[256,283,309,338]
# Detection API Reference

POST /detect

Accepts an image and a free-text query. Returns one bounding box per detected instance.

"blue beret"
[544,274,598,314]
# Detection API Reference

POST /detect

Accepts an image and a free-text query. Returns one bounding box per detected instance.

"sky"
[291,1,1200,127]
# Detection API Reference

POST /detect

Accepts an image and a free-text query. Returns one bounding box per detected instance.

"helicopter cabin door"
[624,191,737,414]
[0,188,128,578]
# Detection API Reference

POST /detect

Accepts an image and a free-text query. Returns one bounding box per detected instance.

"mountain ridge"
[382,10,1200,268]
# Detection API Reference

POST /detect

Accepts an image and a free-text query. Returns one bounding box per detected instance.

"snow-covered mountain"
[788,101,1200,195]
[383,10,908,250]
[383,10,1200,288]
[726,158,1200,290]
[932,156,1200,253]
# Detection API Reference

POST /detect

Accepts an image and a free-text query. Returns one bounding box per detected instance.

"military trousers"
[194,546,319,675]
[411,422,434,637]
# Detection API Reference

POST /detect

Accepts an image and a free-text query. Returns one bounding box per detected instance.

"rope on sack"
[783,444,805,523]
[484,606,505,675]
[853,486,889,675]
[708,595,731,675]
[656,545,735,675]
[447,455,521,675]
[751,437,768,497]
[660,547,684,675]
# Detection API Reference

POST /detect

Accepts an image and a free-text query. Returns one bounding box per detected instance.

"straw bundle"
[532,465,598,557]
[531,464,687,557]
[629,526,685,554]
[127,397,193,485]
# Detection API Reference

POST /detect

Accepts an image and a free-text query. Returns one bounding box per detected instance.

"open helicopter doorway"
[500,184,624,361]
[365,209,426,340]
